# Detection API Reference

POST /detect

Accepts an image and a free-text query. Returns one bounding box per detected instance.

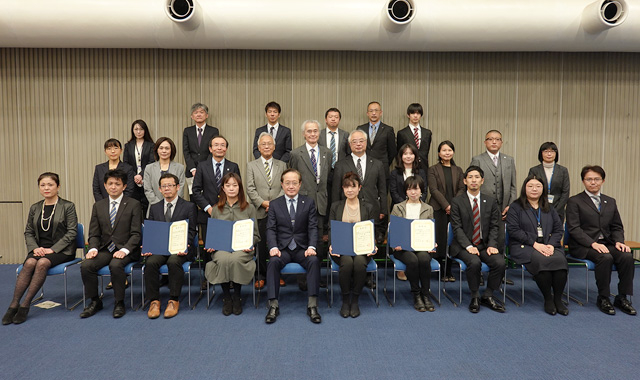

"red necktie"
[413,127,420,149]
[472,198,481,246]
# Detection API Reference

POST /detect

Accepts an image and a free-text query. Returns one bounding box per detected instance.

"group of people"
[3,101,636,326]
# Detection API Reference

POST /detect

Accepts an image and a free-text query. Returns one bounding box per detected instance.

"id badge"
[537,226,544,238]
[547,194,554,203]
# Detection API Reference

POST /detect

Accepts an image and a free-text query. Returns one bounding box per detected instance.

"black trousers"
[144,254,188,301]
[81,250,133,302]
[456,249,505,298]
[585,244,635,297]
[267,247,320,300]
[335,255,371,296]
[394,250,432,295]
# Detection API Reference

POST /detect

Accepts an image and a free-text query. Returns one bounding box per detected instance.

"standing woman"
[204,173,259,316]
[3,173,78,325]
[144,137,186,211]
[391,176,437,312]
[528,142,570,223]
[123,119,155,216]
[427,140,466,282]
[92,138,136,201]
[506,175,568,316]
[389,144,427,208]
[329,172,377,318]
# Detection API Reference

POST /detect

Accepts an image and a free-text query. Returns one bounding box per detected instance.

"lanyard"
[531,207,541,226]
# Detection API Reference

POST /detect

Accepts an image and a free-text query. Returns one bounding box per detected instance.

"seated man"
[566,165,636,316]
[265,169,321,324]
[450,166,506,313]
[143,173,197,319]
[80,169,142,318]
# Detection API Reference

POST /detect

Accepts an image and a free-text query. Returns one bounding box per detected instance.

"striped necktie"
[310,148,318,180]
[413,127,420,148]
[265,161,272,186]
[356,158,363,181]
[108,201,117,252]
[215,162,222,189]
[472,198,481,246]
[329,132,337,168]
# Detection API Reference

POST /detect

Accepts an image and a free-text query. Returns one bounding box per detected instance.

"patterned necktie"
[197,128,203,146]
[215,162,222,189]
[310,148,318,180]
[329,132,337,168]
[288,199,297,250]
[492,155,498,167]
[370,125,377,142]
[264,161,272,186]
[413,127,420,149]
[591,195,601,212]
[108,201,117,252]
[270,126,275,136]
[472,198,481,246]
[356,158,363,181]
[165,203,173,222]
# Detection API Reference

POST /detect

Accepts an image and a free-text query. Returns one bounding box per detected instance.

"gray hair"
[257,132,275,145]
[348,129,367,143]
[190,103,209,114]
[300,119,321,132]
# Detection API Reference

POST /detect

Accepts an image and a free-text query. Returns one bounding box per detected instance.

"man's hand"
[591,242,609,254]
[487,247,499,255]
[467,246,480,255]
[113,250,126,259]
[270,248,281,257]
[86,250,98,259]
[141,252,153,257]
[305,248,316,257]
[615,242,631,253]
[379,213,385,220]
[262,201,270,212]
[501,206,509,220]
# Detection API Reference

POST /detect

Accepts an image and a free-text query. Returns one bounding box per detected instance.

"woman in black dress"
[123,119,155,216]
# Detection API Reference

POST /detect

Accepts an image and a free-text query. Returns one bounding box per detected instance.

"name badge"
[537,226,544,238]
[548,194,554,203]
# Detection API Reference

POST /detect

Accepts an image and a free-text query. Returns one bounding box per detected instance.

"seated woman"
[123,119,155,216]
[92,138,136,202]
[390,175,437,312]
[528,141,570,223]
[329,172,377,318]
[204,173,259,316]
[506,174,569,316]
[3,173,78,325]
[143,137,186,212]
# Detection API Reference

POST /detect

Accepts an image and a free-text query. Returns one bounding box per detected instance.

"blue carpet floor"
[0,263,638,380]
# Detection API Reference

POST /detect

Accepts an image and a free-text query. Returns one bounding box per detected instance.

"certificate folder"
[205,218,254,252]
[330,219,376,256]
[388,215,436,252]
[142,219,189,256]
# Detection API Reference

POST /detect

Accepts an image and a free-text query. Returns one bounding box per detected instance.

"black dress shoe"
[503,278,514,286]
[469,297,480,313]
[544,299,557,316]
[265,305,279,324]
[222,298,233,316]
[113,301,126,318]
[597,296,616,315]
[105,281,113,290]
[307,306,322,323]
[80,300,103,318]
[614,296,637,316]
[12,307,29,324]
[555,299,569,316]
[2,307,18,325]
[349,302,360,318]
[422,294,435,312]
[413,294,427,312]
[480,296,505,312]
[340,302,350,318]
[232,296,242,316]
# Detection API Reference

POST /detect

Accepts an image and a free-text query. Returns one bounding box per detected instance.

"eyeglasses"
[485,138,502,142]
[350,139,366,144]
[543,149,556,154]
[283,181,299,186]
[160,184,177,189]
[584,178,603,183]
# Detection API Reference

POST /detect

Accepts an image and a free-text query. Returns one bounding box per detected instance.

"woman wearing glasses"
[528,142,570,223]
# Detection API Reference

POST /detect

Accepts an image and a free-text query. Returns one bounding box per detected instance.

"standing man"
[265,169,321,324]
[80,169,142,319]
[252,101,292,163]
[143,173,198,319]
[566,165,636,316]
[356,101,396,178]
[449,166,505,313]
[182,103,219,180]
[246,132,287,289]
[396,103,432,173]
[318,107,351,169]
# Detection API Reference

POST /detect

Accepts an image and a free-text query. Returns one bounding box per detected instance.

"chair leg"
[441,257,457,306]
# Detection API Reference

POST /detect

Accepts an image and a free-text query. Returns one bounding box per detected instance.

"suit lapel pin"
[483,200,486,203]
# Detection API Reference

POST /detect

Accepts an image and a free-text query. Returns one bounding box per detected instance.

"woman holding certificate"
[329,172,377,318]
[143,137,186,210]
[506,175,568,316]
[204,173,259,316]
[390,175,436,312]
[3,173,78,325]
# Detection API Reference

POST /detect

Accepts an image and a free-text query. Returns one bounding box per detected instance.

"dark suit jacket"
[389,167,427,207]
[92,161,136,202]
[528,164,570,220]
[396,125,432,172]
[182,124,220,177]
[357,122,396,171]
[252,125,292,162]
[327,199,376,242]
[147,197,198,261]
[266,194,318,251]
[88,196,142,261]
[332,155,388,217]
[191,158,241,224]
[506,201,563,264]
[427,163,466,211]
[566,191,625,259]
[123,140,155,176]
[288,144,332,216]
[449,192,501,257]
[24,198,78,256]
[318,127,351,164]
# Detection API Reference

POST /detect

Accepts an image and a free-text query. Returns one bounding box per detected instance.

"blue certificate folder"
[205,218,254,252]
[142,219,189,256]
[330,219,375,256]
[388,215,436,251]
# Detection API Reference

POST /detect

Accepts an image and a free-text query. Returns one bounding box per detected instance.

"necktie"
[197,128,203,146]
[270,126,275,136]
[492,155,498,167]
[215,162,222,189]
[329,132,337,168]
[472,198,481,246]
[413,127,420,148]
[370,125,377,142]
[591,195,601,212]
[108,201,117,252]
[288,199,297,250]
[264,161,272,186]
[356,158,363,181]
[165,203,173,222]
[310,148,318,180]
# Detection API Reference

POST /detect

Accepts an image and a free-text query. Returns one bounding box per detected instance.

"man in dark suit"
[396,103,432,173]
[265,169,321,324]
[252,101,292,162]
[182,103,219,179]
[450,165,506,313]
[318,108,350,169]
[143,173,198,319]
[566,165,636,316]
[80,169,142,319]
[356,101,396,178]
[332,129,387,243]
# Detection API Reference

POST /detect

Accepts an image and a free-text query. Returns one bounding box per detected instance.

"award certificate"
[168,220,189,254]
[231,219,254,251]
[352,220,375,255]
[410,219,436,251]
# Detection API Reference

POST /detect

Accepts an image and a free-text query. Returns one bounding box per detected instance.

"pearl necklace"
[40,200,58,232]
[345,203,359,218]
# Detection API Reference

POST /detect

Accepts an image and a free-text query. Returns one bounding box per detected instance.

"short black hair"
[153,137,177,161]
[437,140,457,166]
[403,175,425,195]
[324,107,341,119]
[265,101,281,113]
[406,103,424,116]
[580,165,606,181]
[104,138,122,150]
[209,135,228,148]
[517,174,550,212]
[103,169,128,185]
[159,173,179,187]
[38,172,60,186]
[538,142,559,163]
[464,165,484,178]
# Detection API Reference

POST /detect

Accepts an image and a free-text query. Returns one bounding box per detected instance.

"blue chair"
[329,255,379,307]
[15,223,85,310]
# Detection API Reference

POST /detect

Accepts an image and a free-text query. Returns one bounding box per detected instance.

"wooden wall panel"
[0,48,21,201]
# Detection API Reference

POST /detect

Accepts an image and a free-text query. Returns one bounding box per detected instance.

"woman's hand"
[394,246,402,251]
[533,242,554,256]
[33,247,53,256]
[134,174,143,184]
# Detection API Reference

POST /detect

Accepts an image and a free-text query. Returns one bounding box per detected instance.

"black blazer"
[123,140,155,176]
[252,125,292,162]
[506,201,563,264]
[191,158,241,224]
[24,198,78,257]
[147,197,198,261]
[318,128,351,164]
[389,167,427,207]
[88,196,142,260]
[182,124,220,177]
[266,195,318,251]
[427,163,465,211]
[327,199,376,243]
[528,164,570,221]
[566,191,625,259]
[331,155,388,217]
[356,122,396,171]
[449,193,501,257]
[92,161,136,202]
[396,125,432,172]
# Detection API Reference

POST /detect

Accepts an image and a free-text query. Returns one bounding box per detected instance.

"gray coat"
[245,158,286,219]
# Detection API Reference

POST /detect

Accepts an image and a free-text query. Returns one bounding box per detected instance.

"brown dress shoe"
[147,300,161,319]
[254,280,265,290]
[164,300,179,318]
[279,278,286,286]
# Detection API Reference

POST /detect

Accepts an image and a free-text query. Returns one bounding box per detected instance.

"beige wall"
[1,49,638,263]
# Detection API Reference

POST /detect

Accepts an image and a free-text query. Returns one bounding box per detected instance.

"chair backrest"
[447,222,453,246]
[563,222,569,246]
[76,223,85,252]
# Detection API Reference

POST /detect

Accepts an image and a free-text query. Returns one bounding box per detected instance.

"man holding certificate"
[450,166,506,313]
[265,169,321,324]
[143,173,197,319]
